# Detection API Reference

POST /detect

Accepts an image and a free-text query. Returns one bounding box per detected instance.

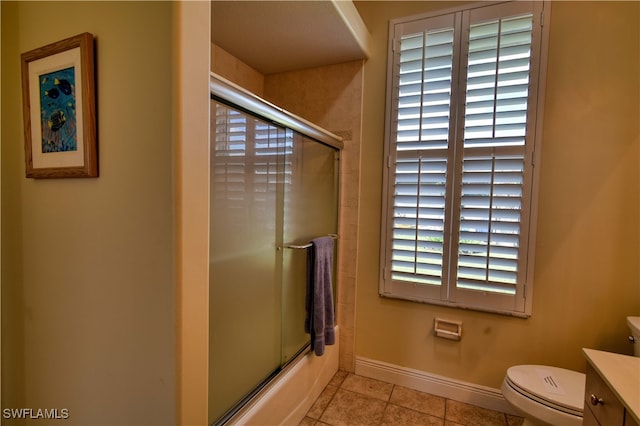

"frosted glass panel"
[281,135,339,363]
[209,103,286,423]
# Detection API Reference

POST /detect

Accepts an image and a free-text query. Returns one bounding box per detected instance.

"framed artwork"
[21,32,97,178]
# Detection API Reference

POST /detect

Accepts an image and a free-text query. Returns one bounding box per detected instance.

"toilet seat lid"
[505,365,585,416]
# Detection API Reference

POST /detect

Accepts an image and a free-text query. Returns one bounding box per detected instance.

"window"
[380,1,549,317]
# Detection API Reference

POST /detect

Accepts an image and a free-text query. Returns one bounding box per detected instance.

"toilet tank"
[627,316,640,356]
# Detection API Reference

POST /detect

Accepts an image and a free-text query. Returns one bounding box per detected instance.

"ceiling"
[211,1,370,75]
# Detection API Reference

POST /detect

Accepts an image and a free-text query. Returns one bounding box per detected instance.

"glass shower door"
[209,103,287,424]
[209,99,340,425]
[281,135,339,363]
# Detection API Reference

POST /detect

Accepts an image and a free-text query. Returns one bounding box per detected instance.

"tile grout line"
[326,371,351,425]
[444,397,448,424]
[378,383,395,425]
[317,375,344,426]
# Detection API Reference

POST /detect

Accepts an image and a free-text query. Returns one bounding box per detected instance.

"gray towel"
[305,236,335,356]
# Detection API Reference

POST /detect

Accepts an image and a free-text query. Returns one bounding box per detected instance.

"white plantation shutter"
[463,14,533,147]
[390,18,456,292]
[391,156,448,286]
[396,28,455,151]
[455,154,524,293]
[381,1,546,316]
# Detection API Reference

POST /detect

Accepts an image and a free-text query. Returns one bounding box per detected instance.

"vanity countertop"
[583,348,640,424]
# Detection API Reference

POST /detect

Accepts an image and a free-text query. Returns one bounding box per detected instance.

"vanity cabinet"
[583,349,640,426]
[583,363,637,426]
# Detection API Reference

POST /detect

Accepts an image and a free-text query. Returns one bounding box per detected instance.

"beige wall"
[354,0,640,389]
[1,1,24,412]
[1,2,176,424]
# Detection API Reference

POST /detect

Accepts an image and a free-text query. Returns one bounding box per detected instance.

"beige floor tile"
[389,385,446,418]
[320,388,387,426]
[305,373,520,426]
[306,384,339,419]
[340,373,394,401]
[298,416,317,426]
[506,414,524,426]
[328,370,348,387]
[381,403,444,426]
[445,400,507,426]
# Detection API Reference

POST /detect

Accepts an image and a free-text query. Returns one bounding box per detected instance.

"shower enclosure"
[208,75,341,425]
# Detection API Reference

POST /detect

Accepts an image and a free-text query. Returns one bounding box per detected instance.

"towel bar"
[279,234,338,250]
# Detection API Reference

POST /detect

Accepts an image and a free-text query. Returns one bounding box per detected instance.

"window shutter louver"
[396,29,454,151]
[391,156,448,286]
[456,154,524,295]
[390,24,455,287]
[214,104,293,216]
[463,15,533,147]
[214,105,247,208]
[455,12,533,297]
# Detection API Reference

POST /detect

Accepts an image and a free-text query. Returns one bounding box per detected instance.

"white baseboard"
[355,356,518,416]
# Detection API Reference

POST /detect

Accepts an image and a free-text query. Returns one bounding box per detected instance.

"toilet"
[501,316,640,426]
[502,364,585,426]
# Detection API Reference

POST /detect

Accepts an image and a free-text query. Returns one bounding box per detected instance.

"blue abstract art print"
[22,32,97,178]
[39,67,77,153]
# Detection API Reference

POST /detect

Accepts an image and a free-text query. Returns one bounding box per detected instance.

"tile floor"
[300,371,524,426]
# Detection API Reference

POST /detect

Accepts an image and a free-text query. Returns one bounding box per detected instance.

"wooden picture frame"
[21,32,97,178]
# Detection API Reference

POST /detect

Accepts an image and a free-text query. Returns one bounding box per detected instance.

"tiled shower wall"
[212,42,364,372]
[211,43,265,96]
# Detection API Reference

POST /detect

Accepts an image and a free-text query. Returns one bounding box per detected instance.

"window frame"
[379,0,550,318]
